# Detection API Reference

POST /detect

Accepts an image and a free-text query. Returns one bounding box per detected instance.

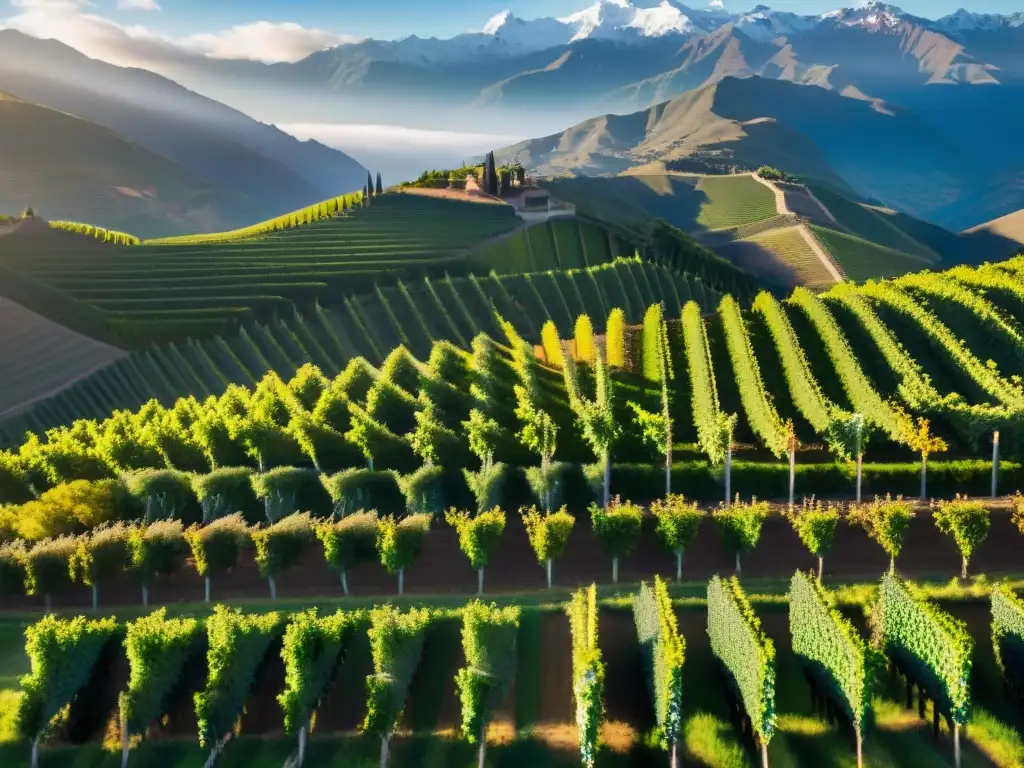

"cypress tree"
[375,172,383,195]
[363,185,369,206]
[486,153,498,196]
[366,171,374,198]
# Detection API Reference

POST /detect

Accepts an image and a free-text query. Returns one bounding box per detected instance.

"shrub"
[0,541,25,597]
[876,573,972,730]
[712,496,770,576]
[251,513,316,599]
[932,496,990,579]
[650,494,704,582]
[406,454,468,511]
[316,511,379,596]
[124,469,200,525]
[849,495,915,572]
[377,513,432,595]
[127,519,188,607]
[23,536,77,610]
[633,577,684,756]
[0,452,33,504]
[16,615,119,749]
[194,607,284,750]
[590,496,644,584]
[467,463,537,513]
[541,320,564,367]
[184,513,250,603]
[446,507,507,594]
[575,314,596,363]
[456,601,520,760]
[526,462,594,513]
[362,606,432,762]
[279,609,360,763]
[70,522,130,609]
[325,469,405,517]
[288,364,329,411]
[786,499,841,580]
[567,585,603,767]
[606,308,626,367]
[789,572,877,763]
[521,505,575,588]
[191,467,262,525]
[707,575,775,761]
[991,585,1024,695]
[120,610,203,740]
[16,479,134,541]
[251,467,332,522]
[0,506,18,544]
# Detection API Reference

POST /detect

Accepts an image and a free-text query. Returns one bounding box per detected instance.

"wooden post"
[760,740,769,768]
[380,733,391,768]
[269,576,277,601]
[676,550,683,583]
[725,444,732,503]
[856,453,863,503]
[141,583,149,608]
[92,584,99,611]
[477,567,485,595]
[992,430,1000,499]
[788,446,796,511]
[546,558,552,589]
[397,569,404,596]
[341,570,349,596]
[204,576,211,604]
[954,724,961,768]
[612,555,619,584]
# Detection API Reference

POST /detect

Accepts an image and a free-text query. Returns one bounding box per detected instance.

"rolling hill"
[0,30,367,235]
[0,91,244,237]
[495,76,983,227]
[964,209,1024,253]
[539,171,1020,291]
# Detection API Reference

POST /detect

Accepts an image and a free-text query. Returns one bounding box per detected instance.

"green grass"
[810,226,933,282]
[696,176,778,231]
[808,186,938,262]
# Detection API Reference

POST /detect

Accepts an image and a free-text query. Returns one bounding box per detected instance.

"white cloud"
[2,3,357,66]
[116,0,161,10]
[182,21,359,63]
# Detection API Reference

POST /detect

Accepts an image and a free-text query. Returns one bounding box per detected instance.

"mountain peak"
[934,7,1024,31]
[482,10,516,34]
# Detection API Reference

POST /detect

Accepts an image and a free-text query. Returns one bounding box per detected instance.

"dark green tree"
[375,172,383,195]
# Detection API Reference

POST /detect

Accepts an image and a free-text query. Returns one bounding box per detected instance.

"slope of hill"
[496,76,982,227]
[964,209,1024,251]
[539,171,992,288]
[0,255,724,444]
[0,91,243,237]
[0,297,126,421]
[0,30,367,234]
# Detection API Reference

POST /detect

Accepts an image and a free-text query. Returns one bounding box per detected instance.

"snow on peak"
[707,0,726,8]
[735,7,820,42]
[483,10,515,35]
[558,0,702,41]
[933,8,1024,32]
[820,2,910,29]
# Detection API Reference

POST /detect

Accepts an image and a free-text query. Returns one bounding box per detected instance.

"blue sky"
[88,0,1024,40]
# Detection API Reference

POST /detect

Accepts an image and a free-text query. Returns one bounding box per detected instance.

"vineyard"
[1,257,1024,492]
[741,227,835,290]
[0,573,1022,768]
[695,176,779,231]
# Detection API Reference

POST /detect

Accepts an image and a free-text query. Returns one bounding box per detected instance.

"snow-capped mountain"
[933,8,1024,32]
[733,5,820,43]
[817,2,922,30]
[476,0,705,52]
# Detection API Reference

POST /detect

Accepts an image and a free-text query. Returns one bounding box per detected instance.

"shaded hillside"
[963,209,1024,259]
[0,30,367,229]
[0,297,126,421]
[497,76,979,226]
[0,93,243,237]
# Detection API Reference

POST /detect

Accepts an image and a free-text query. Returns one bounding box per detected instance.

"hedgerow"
[633,577,684,757]
[706,575,775,763]
[567,585,604,767]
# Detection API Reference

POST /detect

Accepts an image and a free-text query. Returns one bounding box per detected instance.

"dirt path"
[751,172,789,216]
[797,224,845,282]
[804,187,839,225]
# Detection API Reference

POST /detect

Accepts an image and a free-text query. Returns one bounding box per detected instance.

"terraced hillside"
[740,226,837,290]
[811,226,933,282]
[3,257,1024,472]
[0,257,721,443]
[543,172,994,291]
[0,298,125,419]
